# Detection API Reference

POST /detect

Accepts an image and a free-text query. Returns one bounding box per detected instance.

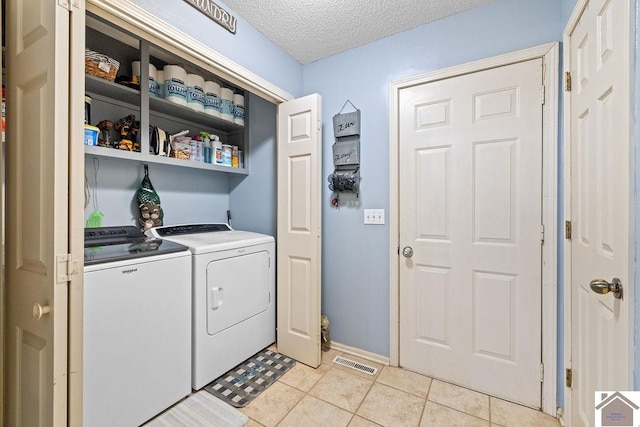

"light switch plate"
[364,209,385,225]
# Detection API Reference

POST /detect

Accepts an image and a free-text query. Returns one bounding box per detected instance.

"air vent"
[332,356,377,375]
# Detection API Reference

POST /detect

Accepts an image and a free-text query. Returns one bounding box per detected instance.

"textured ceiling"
[222,0,495,64]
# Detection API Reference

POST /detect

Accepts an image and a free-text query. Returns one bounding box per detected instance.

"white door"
[276,94,322,368]
[0,2,5,427]
[5,0,84,425]
[566,0,630,425]
[399,59,544,407]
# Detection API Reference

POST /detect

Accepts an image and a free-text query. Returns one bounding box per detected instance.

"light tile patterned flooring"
[239,346,560,427]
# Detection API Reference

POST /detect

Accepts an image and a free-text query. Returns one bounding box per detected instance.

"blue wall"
[561,0,578,25]
[84,156,231,226]
[303,0,563,357]
[229,93,278,236]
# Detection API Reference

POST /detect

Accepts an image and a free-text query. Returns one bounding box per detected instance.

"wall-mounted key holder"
[329,100,361,206]
[327,170,359,193]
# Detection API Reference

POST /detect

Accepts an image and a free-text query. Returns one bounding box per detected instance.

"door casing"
[389,42,559,416]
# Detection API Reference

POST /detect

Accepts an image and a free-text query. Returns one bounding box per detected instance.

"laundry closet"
[79,4,282,425]
[83,10,277,232]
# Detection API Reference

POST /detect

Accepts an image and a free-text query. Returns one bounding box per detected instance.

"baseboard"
[328,341,390,366]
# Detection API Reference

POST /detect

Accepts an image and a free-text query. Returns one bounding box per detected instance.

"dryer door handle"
[210,287,224,310]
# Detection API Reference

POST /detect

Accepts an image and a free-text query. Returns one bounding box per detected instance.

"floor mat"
[204,348,296,408]
[143,390,248,427]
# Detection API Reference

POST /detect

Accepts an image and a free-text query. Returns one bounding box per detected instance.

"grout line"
[337,364,375,421]
[372,369,433,400]
[425,376,434,400]
[417,376,435,425]
[488,395,492,424]
[276,363,361,424]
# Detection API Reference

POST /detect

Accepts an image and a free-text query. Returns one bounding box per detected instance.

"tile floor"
[239,346,560,427]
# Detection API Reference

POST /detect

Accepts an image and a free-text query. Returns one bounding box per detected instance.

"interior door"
[0,3,4,423]
[276,93,322,368]
[399,59,544,407]
[566,0,630,425]
[5,0,84,425]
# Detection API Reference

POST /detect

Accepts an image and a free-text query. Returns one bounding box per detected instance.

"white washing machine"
[83,226,192,427]
[147,223,275,390]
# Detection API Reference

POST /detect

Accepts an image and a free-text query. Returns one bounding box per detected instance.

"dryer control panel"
[147,223,232,237]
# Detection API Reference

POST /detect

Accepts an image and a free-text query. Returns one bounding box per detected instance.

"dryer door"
[206,251,271,335]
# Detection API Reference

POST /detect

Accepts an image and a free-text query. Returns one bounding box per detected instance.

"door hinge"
[56,254,79,283]
[566,368,573,388]
[540,224,545,244]
[565,221,572,240]
[540,363,545,382]
[58,0,79,11]
[565,72,572,92]
[540,85,545,104]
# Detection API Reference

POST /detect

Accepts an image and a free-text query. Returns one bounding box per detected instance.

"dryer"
[147,224,275,390]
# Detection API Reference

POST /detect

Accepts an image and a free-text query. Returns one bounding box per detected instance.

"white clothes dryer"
[147,224,275,390]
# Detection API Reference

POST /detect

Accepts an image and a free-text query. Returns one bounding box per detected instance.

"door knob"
[33,303,51,320]
[589,278,623,299]
[402,246,413,258]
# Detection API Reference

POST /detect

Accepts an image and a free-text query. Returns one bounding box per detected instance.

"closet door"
[5,0,85,425]
[276,94,322,367]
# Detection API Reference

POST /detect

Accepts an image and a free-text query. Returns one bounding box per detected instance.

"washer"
[147,224,276,390]
[83,226,191,427]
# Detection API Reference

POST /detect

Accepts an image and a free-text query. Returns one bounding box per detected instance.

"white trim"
[87,0,294,105]
[561,22,575,427]
[329,341,390,366]
[541,43,560,416]
[68,4,87,426]
[388,74,400,368]
[389,42,559,416]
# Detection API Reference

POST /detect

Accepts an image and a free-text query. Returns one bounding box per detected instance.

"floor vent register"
[332,356,378,375]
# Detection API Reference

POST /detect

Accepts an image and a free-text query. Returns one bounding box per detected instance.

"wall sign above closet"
[184,0,237,34]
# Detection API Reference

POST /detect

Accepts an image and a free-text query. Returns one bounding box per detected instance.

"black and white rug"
[204,348,296,408]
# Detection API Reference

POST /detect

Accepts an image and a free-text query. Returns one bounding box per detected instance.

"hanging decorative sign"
[183,0,237,34]
[332,100,361,138]
[328,100,361,204]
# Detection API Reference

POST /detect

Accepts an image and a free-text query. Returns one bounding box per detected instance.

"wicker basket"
[85,49,120,82]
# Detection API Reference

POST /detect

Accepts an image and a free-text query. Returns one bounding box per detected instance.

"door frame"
[389,42,559,416]
[561,1,634,425]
